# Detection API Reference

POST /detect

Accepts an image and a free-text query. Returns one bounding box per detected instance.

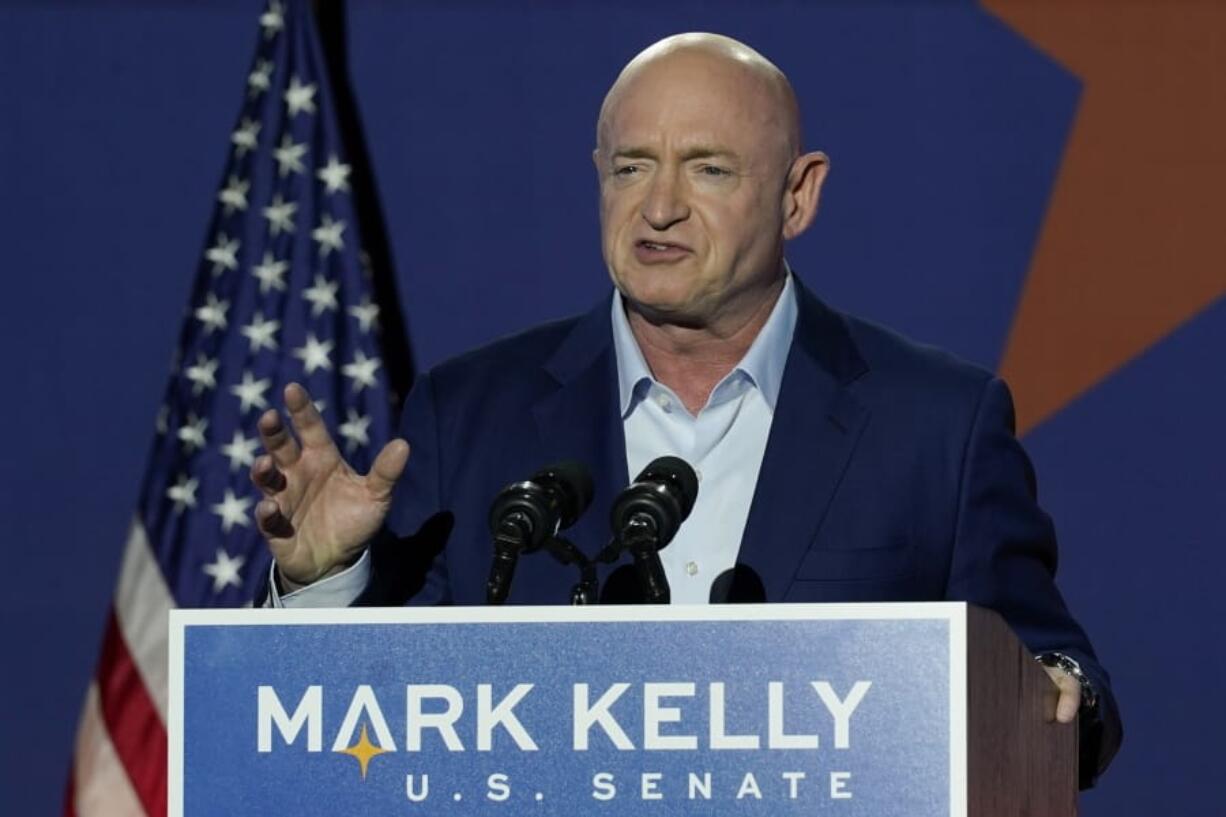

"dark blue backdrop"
[1,2,1221,815]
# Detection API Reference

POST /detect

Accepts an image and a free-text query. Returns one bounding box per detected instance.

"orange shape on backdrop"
[983,0,1226,434]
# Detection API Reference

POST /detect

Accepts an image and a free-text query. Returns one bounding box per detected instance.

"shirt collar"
[610,269,799,416]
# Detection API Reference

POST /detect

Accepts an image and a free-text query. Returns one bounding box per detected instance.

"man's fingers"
[284,382,335,451]
[367,438,410,497]
[1046,668,1081,724]
[250,455,287,497]
[256,407,301,468]
[255,498,295,540]
[1055,683,1080,723]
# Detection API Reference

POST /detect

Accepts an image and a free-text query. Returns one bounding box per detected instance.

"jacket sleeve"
[355,370,454,606]
[945,376,1122,788]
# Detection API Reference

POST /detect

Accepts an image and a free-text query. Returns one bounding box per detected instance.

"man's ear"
[781,151,830,240]
[592,148,602,176]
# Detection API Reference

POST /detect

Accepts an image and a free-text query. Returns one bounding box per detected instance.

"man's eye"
[698,165,731,177]
[613,165,639,177]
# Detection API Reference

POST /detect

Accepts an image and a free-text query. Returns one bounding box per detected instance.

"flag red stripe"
[97,609,167,817]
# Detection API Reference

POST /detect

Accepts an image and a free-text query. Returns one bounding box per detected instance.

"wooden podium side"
[967,606,1078,816]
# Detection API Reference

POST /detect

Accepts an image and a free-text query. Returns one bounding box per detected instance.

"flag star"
[184,352,220,395]
[348,297,380,333]
[338,408,372,451]
[273,134,308,177]
[220,429,260,472]
[311,214,346,257]
[217,174,249,214]
[313,399,327,415]
[341,350,381,392]
[202,548,246,592]
[303,274,339,316]
[316,155,352,194]
[177,413,209,454]
[248,58,274,96]
[262,194,297,236]
[205,233,240,275]
[166,474,199,512]
[252,251,288,294]
[194,292,230,334]
[211,489,253,534]
[240,312,280,353]
[285,75,318,117]
[230,370,272,413]
[293,334,333,374]
[259,1,284,40]
[231,117,261,156]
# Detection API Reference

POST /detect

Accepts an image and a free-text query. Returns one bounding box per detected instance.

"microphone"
[486,461,594,604]
[709,564,767,603]
[598,564,645,604]
[609,456,699,603]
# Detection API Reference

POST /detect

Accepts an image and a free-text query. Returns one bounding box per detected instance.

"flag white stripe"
[72,683,145,817]
[113,518,174,720]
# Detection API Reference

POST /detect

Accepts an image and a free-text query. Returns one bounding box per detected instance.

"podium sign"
[170,603,973,816]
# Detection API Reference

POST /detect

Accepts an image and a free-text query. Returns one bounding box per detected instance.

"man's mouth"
[635,239,690,252]
[633,239,692,265]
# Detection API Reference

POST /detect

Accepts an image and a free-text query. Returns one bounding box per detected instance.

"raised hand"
[251,382,409,588]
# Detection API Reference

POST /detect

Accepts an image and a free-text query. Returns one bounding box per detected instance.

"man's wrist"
[275,551,364,594]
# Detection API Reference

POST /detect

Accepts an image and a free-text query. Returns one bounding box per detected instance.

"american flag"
[63,2,407,814]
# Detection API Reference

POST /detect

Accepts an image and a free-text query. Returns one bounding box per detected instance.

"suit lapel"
[528,284,871,603]
[531,297,629,576]
[738,283,871,601]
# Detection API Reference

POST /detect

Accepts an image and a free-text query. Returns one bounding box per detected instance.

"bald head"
[597,33,802,166]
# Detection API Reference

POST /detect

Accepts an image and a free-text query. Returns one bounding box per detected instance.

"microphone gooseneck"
[485,461,594,604]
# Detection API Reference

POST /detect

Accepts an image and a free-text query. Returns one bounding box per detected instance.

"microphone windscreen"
[709,564,767,603]
[533,460,594,529]
[637,456,699,519]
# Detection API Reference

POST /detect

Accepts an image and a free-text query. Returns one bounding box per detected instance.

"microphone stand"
[618,516,670,603]
[486,514,531,605]
[489,523,672,606]
[543,536,599,605]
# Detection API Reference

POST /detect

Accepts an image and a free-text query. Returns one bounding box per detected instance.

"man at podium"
[250,33,1121,786]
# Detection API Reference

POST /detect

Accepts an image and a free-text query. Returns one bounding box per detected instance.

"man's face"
[596,55,794,328]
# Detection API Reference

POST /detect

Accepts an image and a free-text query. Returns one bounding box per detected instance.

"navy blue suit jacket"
[361,279,1121,784]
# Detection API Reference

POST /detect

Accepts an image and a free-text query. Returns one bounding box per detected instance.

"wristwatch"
[1036,651,1099,713]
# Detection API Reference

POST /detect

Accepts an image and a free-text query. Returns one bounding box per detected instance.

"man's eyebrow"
[610,145,739,161]
[679,146,738,161]
[610,147,656,161]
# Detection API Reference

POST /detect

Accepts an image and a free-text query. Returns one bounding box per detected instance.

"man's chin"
[612,268,710,321]
[621,294,708,329]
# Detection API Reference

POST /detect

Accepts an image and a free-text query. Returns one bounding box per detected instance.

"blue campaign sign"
[169,603,968,817]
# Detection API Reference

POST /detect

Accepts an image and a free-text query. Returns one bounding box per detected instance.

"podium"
[169,603,1075,816]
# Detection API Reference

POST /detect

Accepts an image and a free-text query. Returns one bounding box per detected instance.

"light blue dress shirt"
[611,273,797,602]
[270,274,798,607]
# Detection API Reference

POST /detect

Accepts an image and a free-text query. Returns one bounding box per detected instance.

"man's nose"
[640,170,689,230]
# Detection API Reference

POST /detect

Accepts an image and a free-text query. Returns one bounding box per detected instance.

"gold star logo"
[335,723,388,780]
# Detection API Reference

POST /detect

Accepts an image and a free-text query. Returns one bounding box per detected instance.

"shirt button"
[655,393,672,412]
[686,561,699,576]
